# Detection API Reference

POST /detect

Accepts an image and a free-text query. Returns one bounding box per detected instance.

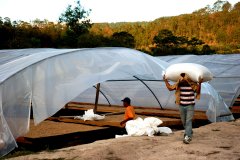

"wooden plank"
[66,103,124,113]
[136,109,207,120]
[55,114,182,128]
[94,83,101,113]
[65,102,207,120]
[58,117,122,127]
[16,137,33,145]
[230,106,240,114]
[22,120,108,138]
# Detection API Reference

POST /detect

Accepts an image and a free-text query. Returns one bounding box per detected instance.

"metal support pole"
[133,76,163,109]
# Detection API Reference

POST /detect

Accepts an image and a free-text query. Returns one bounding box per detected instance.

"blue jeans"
[178,105,194,138]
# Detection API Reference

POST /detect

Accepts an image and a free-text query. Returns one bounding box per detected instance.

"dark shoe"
[183,136,192,144]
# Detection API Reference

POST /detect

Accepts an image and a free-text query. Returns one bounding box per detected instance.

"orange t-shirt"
[124,106,135,120]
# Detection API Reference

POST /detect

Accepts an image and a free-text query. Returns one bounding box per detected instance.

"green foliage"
[212,0,228,12]
[59,0,91,34]
[0,1,239,55]
[58,0,92,47]
[88,1,240,54]
[152,29,208,55]
[153,29,177,48]
[77,33,110,47]
[202,44,216,54]
[111,31,135,48]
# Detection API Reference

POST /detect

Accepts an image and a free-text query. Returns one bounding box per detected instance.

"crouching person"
[120,97,136,126]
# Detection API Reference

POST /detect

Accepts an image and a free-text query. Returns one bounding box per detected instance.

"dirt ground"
[7,118,240,160]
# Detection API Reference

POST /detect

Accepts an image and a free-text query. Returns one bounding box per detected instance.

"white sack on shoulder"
[165,63,213,82]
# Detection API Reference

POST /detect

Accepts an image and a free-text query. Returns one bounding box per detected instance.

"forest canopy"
[0,0,239,55]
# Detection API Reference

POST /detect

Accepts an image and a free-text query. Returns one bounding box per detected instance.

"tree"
[59,0,91,35]
[222,2,231,12]
[111,31,135,48]
[212,0,228,12]
[153,29,177,48]
[58,0,92,47]
[152,29,178,55]
[0,17,14,48]
[0,17,3,26]
[201,44,215,54]
[187,37,204,47]
[77,33,110,48]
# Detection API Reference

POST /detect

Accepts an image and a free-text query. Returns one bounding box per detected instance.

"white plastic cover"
[0,47,168,156]
[74,109,105,121]
[125,117,163,137]
[159,54,240,107]
[0,48,237,156]
[158,127,173,134]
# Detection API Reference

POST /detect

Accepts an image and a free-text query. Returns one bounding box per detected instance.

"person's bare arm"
[196,78,203,93]
[120,118,133,126]
[163,75,176,91]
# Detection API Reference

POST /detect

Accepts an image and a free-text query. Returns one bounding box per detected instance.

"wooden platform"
[16,120,122,150]
[21,102,209,139]
[45,102,208,130]
[16,102,210,151]
[230,95,240,117]
[65,102,208,121]
[49,114,182,128]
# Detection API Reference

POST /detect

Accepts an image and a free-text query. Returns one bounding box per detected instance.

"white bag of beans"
[165,63,213,82]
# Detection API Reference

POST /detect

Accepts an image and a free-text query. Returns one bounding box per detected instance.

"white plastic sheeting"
[0,48,237,156]
[0,47,168,156]
[74,109,105,121]
[125,117,162,137]
[159,54,240,107]
[75,79,234,122]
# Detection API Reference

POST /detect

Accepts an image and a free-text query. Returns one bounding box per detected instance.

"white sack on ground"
[74,109,105,121]
[165,63,213,82]
[115,134,130,138]
[125,117,163,137]
[158,127,173,134]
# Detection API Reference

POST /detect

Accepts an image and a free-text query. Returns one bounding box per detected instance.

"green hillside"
[0,0,239,55]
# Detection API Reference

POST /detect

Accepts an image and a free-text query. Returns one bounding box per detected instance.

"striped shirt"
[180,84,195,106]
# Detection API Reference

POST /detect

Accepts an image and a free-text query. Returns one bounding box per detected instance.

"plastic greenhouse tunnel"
[0,47,239,157]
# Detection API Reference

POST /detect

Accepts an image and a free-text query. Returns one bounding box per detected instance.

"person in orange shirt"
[120,97,136,126]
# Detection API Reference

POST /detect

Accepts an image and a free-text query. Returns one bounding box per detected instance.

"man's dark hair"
[180,73,185,77]
[121,97,131,104]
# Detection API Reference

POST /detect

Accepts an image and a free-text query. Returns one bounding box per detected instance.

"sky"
[0,0,239,23]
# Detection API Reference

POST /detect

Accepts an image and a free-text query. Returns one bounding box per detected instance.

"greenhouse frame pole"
[133,76,163,109]
[93,86,111,106]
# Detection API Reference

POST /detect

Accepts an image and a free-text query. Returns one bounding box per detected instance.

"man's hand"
[199,78,203,84]
[163,74,167,81]
[120,120,125,126]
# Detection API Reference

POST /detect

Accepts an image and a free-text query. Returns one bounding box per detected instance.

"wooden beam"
[93,83,101,113]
